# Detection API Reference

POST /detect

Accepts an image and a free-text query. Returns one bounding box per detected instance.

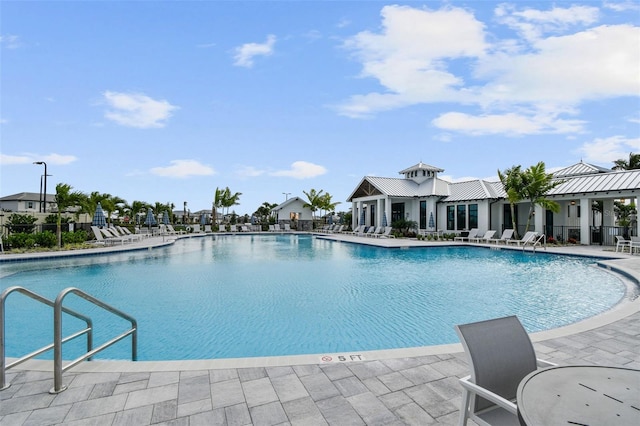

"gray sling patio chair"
[455,316,555,426]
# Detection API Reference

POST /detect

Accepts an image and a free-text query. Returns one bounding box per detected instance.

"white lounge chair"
[615,235,632,253]
[490,229,514,244]
[469,230,496,243]
[230,225,238,232]
[205,225,212,233]
[241,225,250,232]
[273,224,281,232]
[505,231,538,246]
[455,316,556,426]
[374,226,396,238]
[91,226,126,245]
[454,228,479,242]
[284,223,292,232]
[366,226,383,237]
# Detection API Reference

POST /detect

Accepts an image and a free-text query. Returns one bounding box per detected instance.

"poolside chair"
[455,316,555,426]
[230,225,238,232]
[273,224,281,232]
[374,226,396,238]
[205,225,212,233]
[284,223,292,232]
[631,236,640,255]
[615,235,632,253]
[166,224,184,235]
[92,226,127,245]
[490,229,514,244]
[241,225,250,232]
[367,226,383,237]
[115,226,144,241]
[505,231,537,246]
[469,230,496,243]
[454,228,479,242]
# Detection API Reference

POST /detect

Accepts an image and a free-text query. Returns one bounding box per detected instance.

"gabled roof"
[549,169,640,195]
[0,192,55,202]
[442,179,501,202]
[398,162,444,174]
[347,176,449,201]
[272,196,306,211]
[553,161,611,177]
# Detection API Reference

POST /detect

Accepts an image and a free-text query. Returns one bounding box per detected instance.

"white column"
[580,198,590,244]
[352,201,357,229]
[534,205,544,234]
[602,199,615,226]
[377,198,383,228]
[385,199,392,228]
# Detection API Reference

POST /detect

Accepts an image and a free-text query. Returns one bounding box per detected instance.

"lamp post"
[282,192,291,201]
[33,161,47,213]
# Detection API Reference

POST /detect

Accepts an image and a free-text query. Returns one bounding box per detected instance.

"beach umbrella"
[428,212,435,229]
[92,202,107,228]
[382,211,388,227]
[162,211,170,225]
[328,214,333,225]
[200,214,207,226]
[250,215,257,225]
[144,208,157,228]
[359,208,366,226]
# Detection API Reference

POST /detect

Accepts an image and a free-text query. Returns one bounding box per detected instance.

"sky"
[1,0,639,215]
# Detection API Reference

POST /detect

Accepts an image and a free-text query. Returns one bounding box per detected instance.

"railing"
[1,286,137,393]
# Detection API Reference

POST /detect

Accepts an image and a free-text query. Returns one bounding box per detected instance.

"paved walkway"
[2,235,639,425]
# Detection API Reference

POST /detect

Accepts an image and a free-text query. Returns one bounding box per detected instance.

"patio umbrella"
[328,214,333,225]
[144,208,157,230]
[382,211,388,227]
[428,212,435,229]
[162,211,170,225]
[250,215,257,225]
[92,202,107,228]
[200,214,207,226]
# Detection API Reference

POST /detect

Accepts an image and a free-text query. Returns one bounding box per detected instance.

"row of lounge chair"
[455,228,544,247]
[91,226,145,245]
[316,224,396,238]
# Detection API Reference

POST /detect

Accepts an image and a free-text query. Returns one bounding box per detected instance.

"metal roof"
[553,162,611,177]
[0,192,55,202]
[442,180,501,202]
[347,176,449,201]
[398,162,444,174]
[549,169,640,195]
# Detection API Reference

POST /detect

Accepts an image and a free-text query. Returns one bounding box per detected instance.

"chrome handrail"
[52,287,137,393]
[1,286,92,391]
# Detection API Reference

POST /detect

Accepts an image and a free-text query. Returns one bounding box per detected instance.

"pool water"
[1,234,626,360]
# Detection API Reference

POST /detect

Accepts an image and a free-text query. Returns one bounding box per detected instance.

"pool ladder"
[1,286,137,393]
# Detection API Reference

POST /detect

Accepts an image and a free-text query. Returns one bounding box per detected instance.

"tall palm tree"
[612,152,640,170]
[497,165,524,238]
[221,187,242,216]
[54,183,84,247]
[319,192,340,219]
[302,189,324,224]
[102,194,126,225]
[520,161,563,232]
[213,187,225,223]
[125,200,148,226]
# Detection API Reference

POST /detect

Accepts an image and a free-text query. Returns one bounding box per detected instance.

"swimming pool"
[1,234,627,361]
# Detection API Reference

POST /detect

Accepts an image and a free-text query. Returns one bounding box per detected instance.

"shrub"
[5,233,37,249]
[34,231,57,248]
[62,230,88,245]
[5,213,38,234]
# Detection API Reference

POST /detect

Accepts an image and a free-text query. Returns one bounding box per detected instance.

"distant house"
[0,192,55,213]
[271,197,314,231]
[347,161,640,245]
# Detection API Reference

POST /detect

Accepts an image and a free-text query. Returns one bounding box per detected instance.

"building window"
[27,201,34,209]
[577,205,581,218]
[457,205,467,230]
[447,206,455,230]
[469,204,478,229]
[568,205,571,217]
[392,203,404,223]
[420,201,427,229]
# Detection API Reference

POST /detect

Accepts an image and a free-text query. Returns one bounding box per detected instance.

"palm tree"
[212,187,225,223]
[221,187,242,216]
[497,165,524,238]
[319,192,340,220]
[54,183,85,247]
[520,161,563,233]
[612,152,640,170]
[254,201,277,224]
[102,194,126,225]
[302,189,324,226]
[125,200,148,226]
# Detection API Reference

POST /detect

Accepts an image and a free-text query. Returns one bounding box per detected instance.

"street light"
[282,192,291,201]
[33,161,47,213]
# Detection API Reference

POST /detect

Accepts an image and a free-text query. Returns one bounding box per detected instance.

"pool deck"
[2,233,639,425]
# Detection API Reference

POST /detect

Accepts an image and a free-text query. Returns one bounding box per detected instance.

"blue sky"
[1,1,639,215]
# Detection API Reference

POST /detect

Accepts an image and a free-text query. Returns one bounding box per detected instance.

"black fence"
[506,225,635,246]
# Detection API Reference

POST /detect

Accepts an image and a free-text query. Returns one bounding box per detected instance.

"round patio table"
[517,365,640,426]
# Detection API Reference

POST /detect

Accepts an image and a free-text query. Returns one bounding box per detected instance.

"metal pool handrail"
[52,287,137,393]
[1,286,92,391]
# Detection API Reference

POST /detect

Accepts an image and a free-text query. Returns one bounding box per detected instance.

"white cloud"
[432,112,585,135]
[495,4,599,41]
[235,165,265,178]
[336,5,487,118]
[0,152,77,166]
[578,136,640,163]
[150,160,215,178]
[604,1,640,12]
[269,161,327,179]
[0,34,22,49]
[103,91,178,128]
[233,34,276,68]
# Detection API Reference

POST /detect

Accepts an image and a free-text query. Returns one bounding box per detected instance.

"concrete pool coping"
[3,232,639,372]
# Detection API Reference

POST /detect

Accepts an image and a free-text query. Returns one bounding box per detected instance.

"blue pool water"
[1,234,627,361]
